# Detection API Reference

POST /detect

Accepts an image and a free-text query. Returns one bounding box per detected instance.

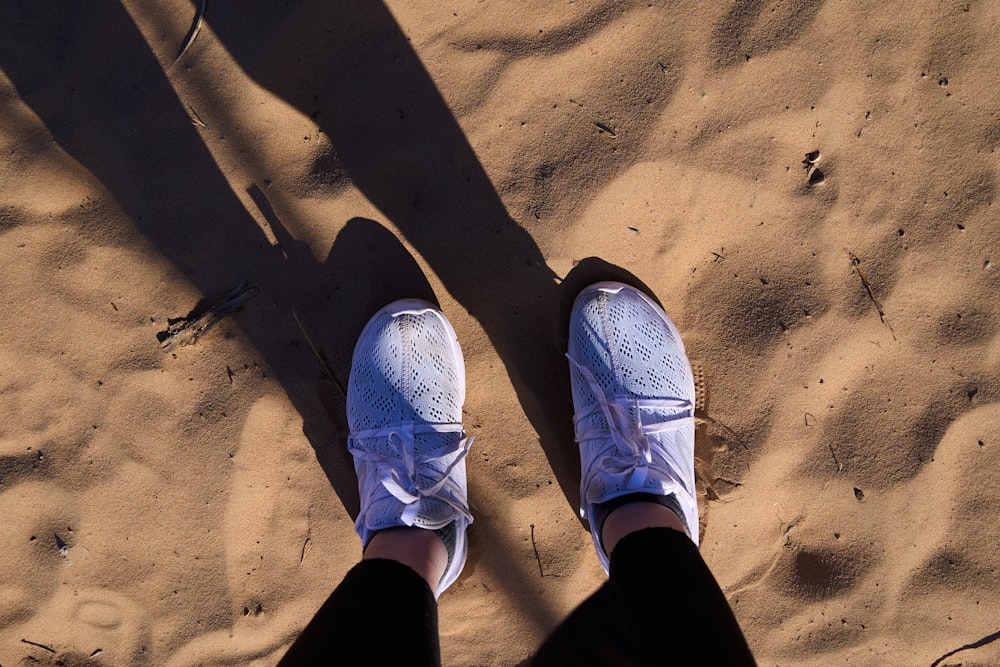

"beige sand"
[1,1,999,665]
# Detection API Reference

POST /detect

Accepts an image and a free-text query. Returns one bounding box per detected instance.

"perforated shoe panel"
[346,299,472,596]
[567,282,699,572]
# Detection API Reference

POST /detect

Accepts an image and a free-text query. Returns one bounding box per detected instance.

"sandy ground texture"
[1,1,999,665]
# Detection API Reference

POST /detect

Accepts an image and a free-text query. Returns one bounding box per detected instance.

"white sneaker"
[347,299,473,596]
[567,282,698,573]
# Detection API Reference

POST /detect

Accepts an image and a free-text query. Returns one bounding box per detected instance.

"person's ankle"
[364,527,448,592]
[601,500,689,557]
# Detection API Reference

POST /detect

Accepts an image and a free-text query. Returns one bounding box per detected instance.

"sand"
[1,0,998,665]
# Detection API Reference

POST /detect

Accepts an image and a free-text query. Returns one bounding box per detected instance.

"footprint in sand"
[5,587,148,666]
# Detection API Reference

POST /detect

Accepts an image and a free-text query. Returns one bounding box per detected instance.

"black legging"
[278,527,756,666]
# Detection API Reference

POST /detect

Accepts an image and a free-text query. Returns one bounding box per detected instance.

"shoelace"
[349,421,473,526]
[567,354,694,498]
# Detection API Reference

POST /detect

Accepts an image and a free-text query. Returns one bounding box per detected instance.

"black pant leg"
[533,527,755,666]
[278,558,440,666]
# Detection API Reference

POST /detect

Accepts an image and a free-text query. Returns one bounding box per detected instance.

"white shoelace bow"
[567,354,694,498]
[349,421,473,526]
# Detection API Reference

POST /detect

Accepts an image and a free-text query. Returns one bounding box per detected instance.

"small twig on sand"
[805,412,842,472]
[530,524,544,577]
[529,524,560,578]
[594,120,617,137]
[291,307,346,397]
[188,104,207,128]
[159,281,257,351]
[21,639,56,653]
[827,443,842,472]
[300,537,310,564]
[172,0,207,67]
[847,250,896,340]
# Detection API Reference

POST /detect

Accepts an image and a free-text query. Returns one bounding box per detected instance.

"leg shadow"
[204,1,586,511]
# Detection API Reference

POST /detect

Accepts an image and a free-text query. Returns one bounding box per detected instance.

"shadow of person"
[0,0,600,531]
[0,0,674,648]
[193,1,589,509]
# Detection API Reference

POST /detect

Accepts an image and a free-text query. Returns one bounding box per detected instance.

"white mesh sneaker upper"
[347,299,472,596]
[567,282,698,573]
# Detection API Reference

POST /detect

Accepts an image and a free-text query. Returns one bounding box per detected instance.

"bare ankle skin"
[601,501,689,557]
[364,527,448,592]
